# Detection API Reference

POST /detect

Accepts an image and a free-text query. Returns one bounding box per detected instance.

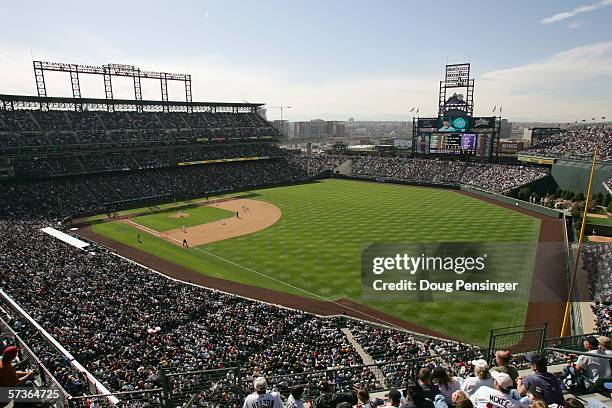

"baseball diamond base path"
[77,185,568,343]
[122,198,282,247]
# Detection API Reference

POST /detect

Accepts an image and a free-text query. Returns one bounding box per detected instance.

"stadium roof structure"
[0,94,264,113]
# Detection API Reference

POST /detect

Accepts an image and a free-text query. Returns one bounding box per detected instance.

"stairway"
[334,159,355,176]
[341,327,388,388]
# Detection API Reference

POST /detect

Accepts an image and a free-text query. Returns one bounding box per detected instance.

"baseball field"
[83,179,547,345]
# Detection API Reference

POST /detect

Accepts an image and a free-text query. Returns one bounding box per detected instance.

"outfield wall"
[460,185,564,219]
[333,173,460,190]
[584,223,612,237]
[334,174,564,219]
[551,159,612,195]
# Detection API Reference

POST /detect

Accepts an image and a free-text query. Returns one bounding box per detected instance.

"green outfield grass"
[91,179,541,344]
[132,205,234,232]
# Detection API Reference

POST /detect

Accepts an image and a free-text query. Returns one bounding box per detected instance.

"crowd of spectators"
[285,154,347,176]
[0,218,373,404]
[350,157,548,192]
[0,109,275,134]
[5,214,579,407]
[604,178,612,193]
[520,125,612,162]
[347,321,480,391]
[592,303,611,334]
[10,142,289,177]
[583,243,612,304]
[1,159,309,218]
[584,242,612,336]
[0,109,280,177]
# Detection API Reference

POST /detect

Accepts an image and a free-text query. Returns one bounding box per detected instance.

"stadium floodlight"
[267,106,292,121]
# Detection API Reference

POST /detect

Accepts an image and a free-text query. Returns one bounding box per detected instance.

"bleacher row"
[520,125,612,162]
[10,143,288,178]
[0,110,272,133]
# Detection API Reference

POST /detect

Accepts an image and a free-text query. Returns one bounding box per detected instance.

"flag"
[416,107,420,114]
[499,106,502,113]
[409,107,415,112]
[492,105,496,113]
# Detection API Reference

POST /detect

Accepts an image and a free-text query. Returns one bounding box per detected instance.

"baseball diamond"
[78,179,559,345]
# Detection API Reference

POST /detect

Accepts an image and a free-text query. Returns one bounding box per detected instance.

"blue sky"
[1,0,611,121]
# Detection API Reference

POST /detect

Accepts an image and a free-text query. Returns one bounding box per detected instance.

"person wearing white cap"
[470,371,524,408]
[242,377,282,408]
[460,359,494,397]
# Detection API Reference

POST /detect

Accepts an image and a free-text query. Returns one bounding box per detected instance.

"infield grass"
[131,205,234,232]
[91,179,541,344]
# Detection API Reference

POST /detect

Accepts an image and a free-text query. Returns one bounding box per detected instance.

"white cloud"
[0,46,436,121]
[541,0,612,24]
[567,21,584,29]
[1,41,611,122]
[479,41,612,121]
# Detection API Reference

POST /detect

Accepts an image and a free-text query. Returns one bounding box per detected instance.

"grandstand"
[519,125,612,163]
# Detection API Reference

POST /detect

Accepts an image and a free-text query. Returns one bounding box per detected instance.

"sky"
[0,0,611,122]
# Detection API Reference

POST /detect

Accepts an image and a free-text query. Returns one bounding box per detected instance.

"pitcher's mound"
[169,212,190,219]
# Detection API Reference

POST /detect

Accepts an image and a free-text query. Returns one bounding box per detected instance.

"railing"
[0,316,70,407]
[248,349,485,403]
[0,289,119,404]
[161,366,242,408]
[544,330,612,351]
[67,389,164,408]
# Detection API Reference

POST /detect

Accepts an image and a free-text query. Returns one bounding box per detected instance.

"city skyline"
[1,0,611,122]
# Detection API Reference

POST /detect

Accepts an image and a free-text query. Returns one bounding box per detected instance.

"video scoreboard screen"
[430,133,476,154]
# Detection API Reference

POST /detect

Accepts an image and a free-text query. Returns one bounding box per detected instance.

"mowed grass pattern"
[132,205,234,232]
[92,179,540,344]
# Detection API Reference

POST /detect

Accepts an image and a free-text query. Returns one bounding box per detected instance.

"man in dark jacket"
[313,380,357,408]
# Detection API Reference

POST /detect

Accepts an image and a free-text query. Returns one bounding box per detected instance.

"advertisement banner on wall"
[470,117,496,129]
[417,118,439,129]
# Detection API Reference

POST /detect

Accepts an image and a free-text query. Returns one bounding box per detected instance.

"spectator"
[418,367,441,401]
[401,380,435,408]
[242,377,282,408]
[461,360,493,396]
[490,351,519,387]
[517,352,563,406]
[432,366,461,404]
[0,346,35,387]
[563,336,612,384]
[564,398,585,408]
[313,380,357,408]
[469,371,521,408]
[384,388,402,407]
[355,388,373,408]
[526,382,546,405]
[286,385,305,408]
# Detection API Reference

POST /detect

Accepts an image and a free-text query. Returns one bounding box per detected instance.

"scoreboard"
[430,133,476,154]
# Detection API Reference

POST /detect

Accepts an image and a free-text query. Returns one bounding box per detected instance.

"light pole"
[268,106,292,121]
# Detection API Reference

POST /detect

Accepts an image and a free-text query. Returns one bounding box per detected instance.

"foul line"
[128,220,452,340]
